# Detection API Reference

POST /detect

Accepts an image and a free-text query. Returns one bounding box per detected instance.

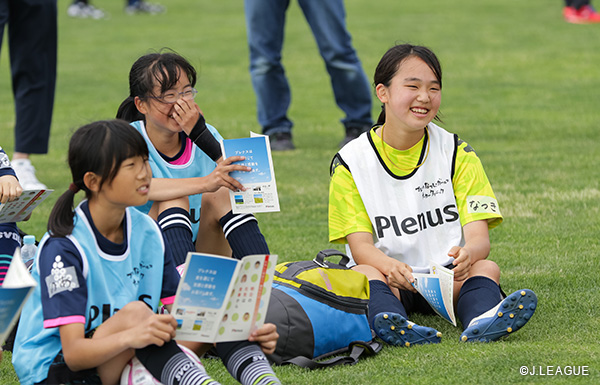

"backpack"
[265,249,381,369]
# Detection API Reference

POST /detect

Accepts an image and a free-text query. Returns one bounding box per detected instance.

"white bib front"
[339,123,463,273]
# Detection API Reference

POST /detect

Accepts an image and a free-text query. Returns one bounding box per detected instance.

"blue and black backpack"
[265,249,381,369]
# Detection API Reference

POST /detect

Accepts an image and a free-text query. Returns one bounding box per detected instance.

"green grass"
[1,0,599,383]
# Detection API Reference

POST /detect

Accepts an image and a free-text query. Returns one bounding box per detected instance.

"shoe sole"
[373,312,442,347]
[460,289,537,342]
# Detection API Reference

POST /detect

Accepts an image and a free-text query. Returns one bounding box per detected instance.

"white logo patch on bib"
[46,255,80,298]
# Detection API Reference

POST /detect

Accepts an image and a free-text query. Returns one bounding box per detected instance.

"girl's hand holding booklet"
[220,133,280,214]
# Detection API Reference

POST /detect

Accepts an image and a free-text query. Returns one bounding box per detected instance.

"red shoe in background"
[564,5,600,24]
[578,5,600,23]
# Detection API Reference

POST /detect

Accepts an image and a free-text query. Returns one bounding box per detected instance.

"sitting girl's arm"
[449,220,491,281]
[59,312,177,372]
[148,155,251,202]
[347,231,417,292]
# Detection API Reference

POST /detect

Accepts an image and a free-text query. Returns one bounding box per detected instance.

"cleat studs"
[521,291,526,296]
[437,332,442,338]
[390,326,395,331]
[530,304,536,310]
[524,313,531,320]
[461,335,468,342]
[503,302,509,308]
[498,312,503,317]
[518,305,524,309]
[507,327,513,333]
[509,313,515,319]
[383,314,389,319]
[400,330,405,335]
[407,324,413,330]
[405,342,410,347]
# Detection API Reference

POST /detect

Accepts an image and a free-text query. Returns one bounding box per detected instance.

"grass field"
[1,0,599,384]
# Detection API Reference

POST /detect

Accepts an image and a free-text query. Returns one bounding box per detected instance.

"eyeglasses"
[148,88,198,104]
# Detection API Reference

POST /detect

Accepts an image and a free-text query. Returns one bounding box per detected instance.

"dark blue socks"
[456,276,503,329]
[158,207,195,266]
[367,280,408,327]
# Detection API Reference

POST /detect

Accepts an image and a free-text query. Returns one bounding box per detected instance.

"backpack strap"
[279,340,382,370]
[314,248,351,268]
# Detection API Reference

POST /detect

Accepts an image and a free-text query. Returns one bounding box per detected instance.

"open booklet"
[411,261,457,326]
[221,133,280,214]
[171,253,277,343]
[0,189,53,223]
[1,248,37,343]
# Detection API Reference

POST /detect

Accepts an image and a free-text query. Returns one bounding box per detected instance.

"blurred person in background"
[244,0,373,151]
[0,0,57,190]
[67,0,165,18]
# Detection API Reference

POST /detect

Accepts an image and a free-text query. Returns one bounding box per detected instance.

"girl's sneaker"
[460,289,537,342]
[67,2,106,19]
[125,1,165,15]
[373,312,442,347]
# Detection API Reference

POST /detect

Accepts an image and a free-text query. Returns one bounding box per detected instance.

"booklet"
[0,189,53,223]
[411,261,456,326]
[0,248,37,344]
[221,133,280,214]
[172,253,277,343]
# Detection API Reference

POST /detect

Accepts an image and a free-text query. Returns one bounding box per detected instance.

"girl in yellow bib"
[329,44,537,345]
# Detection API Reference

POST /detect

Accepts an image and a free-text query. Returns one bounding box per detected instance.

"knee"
[119,301,155,324]
[200,188,230,221]
[157,196,190,215]
[470,259,500,283]
[352,264,386,281]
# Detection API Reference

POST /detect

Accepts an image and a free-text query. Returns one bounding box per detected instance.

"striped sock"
[136,341,220,385]
[219,211,269,260]
[217,342,280,385]
[158,208,195,266]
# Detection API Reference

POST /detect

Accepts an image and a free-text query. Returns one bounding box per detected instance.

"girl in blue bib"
[13,120,279,385]
[117,50,271,268]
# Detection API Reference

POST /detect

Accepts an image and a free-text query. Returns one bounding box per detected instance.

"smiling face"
[136,68,194,135]
[376,56,441,136]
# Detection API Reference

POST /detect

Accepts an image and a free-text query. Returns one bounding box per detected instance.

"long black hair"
[48,120,149,237]
[374,44,443,125]
[116,49,198,122]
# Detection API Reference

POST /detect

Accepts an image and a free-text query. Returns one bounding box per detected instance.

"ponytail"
[116,96,144,123]
[47,182,83,237]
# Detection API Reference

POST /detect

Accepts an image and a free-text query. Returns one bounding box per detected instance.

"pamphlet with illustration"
[0,189,53,223]
[171,253,277,343]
